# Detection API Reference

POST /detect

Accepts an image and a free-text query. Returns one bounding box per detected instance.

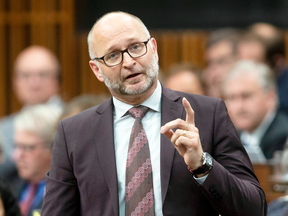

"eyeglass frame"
[92,38,151,67]
[14,142,51,153]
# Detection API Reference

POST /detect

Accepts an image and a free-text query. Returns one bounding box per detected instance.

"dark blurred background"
[75,0,288,31]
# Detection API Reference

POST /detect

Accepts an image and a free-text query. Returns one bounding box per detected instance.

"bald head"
[249,23,281,43]
[87,11,150,59]
[13,46,60,106]
[165,70,204,95]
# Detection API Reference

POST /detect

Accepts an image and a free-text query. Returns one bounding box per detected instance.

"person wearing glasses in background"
[11,104,61,216]
[42,11,266,216]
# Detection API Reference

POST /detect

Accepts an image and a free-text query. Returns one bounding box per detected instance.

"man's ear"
[150,38,159,62]
[89,60,104,82]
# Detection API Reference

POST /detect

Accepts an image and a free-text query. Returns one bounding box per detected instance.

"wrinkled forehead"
[91,14,148,56]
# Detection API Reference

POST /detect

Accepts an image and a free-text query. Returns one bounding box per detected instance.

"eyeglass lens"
[104,41,148,66]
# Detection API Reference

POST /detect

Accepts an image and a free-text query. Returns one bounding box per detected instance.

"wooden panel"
[181,31,207,69]
[253,164,273,194]
[59,0,78,101]
[157,31,180,71]
[30,0,57,49]
[0,1,7,116]
[9,0,28,113]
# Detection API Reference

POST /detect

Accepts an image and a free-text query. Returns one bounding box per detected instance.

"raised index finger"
[183,97,195,125]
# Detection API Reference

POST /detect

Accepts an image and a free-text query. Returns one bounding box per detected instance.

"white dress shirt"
[113,81,162,216]
[241,109,276,163]
[112,81,207,215]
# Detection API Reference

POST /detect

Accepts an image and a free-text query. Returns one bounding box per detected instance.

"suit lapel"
[91,99,119,215]
[160,86,184,204]
[90,87,185,212]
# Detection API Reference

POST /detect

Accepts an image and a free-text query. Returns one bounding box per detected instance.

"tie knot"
[129,106,149,120]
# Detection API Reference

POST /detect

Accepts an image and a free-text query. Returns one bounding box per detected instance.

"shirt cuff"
[193,173,209,185]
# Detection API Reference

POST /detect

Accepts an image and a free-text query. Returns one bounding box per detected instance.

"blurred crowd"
[0,22,288,215]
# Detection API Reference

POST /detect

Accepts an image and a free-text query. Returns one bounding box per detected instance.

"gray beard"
[100,55,159,95]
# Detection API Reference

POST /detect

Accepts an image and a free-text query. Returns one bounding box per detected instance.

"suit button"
[209,185,215,192]
[215,193,222,200]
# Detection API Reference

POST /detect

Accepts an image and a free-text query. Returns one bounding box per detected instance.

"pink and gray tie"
[125,106,155,216]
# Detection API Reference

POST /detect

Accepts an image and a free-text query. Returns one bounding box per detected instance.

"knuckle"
[175,118,183,124]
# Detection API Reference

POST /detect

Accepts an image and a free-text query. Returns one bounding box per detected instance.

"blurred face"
[89,13,159,104]
[223,74,274,133]
[165,71,204,95]
[204,41,236,97]
[238,41,266,63]
[13,48,59,106]
[13,130,52,183]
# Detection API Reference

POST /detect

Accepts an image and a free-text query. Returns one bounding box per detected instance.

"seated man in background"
[0,45,63,165]
[222,60,288,162]
[11,104,62,216]
[237,31,267,63]
[203,28,239,98]
[59,94,110,120]
[164,63,205,95]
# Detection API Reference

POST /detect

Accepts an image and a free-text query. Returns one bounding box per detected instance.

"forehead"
[92,14,147,55]
[208,41,234,57]
[15,49,57,74]
[15,130,44,144]
[226,73,262,92]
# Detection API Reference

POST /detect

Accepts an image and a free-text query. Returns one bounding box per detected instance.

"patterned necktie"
[125,106,155,216]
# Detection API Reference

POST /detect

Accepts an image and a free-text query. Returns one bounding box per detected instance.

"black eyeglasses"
[93,38,150,67]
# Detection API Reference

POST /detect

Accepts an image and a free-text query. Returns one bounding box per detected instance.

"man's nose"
[122,52,135,68]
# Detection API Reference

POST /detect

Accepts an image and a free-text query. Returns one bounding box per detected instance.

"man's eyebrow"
[104,38,141,54]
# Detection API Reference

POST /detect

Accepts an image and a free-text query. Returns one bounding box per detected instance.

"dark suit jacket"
[42,86,267,216]
[260,110,288,159]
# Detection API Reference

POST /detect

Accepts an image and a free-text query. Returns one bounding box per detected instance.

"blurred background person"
[249,23,288,116]
[11,104,61,216]
[222,60,288,163]
[237,31,267,63]
[0,46,63,175]
[203,28,239,98]
[164,62,205,95]
[267,195,288,216]
[59,94,110,120]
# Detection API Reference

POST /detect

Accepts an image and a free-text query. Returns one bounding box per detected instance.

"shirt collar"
[241,109,276,146]
[113,80,162,120]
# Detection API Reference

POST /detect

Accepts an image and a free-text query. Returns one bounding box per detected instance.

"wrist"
[187,152,213,176]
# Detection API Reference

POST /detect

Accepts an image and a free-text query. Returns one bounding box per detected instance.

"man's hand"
[161,97,203,170]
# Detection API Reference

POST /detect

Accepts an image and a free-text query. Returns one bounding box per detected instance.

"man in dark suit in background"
[222,60,288,162]
[42,11,266,216]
